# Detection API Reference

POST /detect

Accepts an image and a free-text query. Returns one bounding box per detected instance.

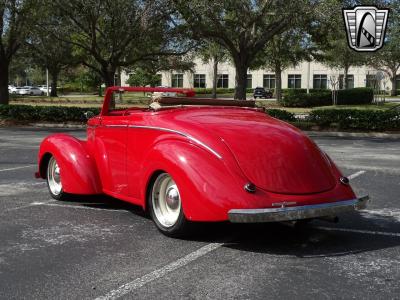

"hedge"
[194,88,256,94]
[2,105,399,131]
[308,109,400,130]
[0,105,100,123]
[281,88,374,107]
[266,109,296,122]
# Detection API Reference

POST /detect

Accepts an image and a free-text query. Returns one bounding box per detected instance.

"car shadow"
[58,195,400,258]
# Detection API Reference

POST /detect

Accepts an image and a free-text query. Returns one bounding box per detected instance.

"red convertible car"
[36,87,368,236]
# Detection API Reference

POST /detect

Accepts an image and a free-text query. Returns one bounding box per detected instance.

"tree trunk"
[102,65,116,87]
[390,76,396,96]
[0,62,10,105]
[234,61,248,100]
[50,69,59,97]
[212,56,218,99]
[275,64,282,102]
[343,65,349,90]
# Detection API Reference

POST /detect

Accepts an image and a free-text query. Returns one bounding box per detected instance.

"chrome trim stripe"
[228,196,369,223]
[128,125,222,159]
[104,124,128,128]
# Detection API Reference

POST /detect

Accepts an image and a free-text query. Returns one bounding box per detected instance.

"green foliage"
[194,88,254,95]
[281,88,374,107]
[266,109,296,122]
[337,88,373,105]
[281,91,331,107]
[308,109,400,131]
[0,105,100,123]
[127,69,161,87]
[172,0,314,99]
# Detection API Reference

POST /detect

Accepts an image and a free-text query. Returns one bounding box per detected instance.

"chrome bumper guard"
[228,195,369,223]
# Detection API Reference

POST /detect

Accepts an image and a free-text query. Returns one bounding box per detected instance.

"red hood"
[190,110,336,195]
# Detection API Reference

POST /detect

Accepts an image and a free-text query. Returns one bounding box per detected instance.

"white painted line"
[95,243,223,300]
[3,200,56,213]
[40,203,130,212]
[316,226,400,238]
[348,170,366,180]
[0,165,35,173]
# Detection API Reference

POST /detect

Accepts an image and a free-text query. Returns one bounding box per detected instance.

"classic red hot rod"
[36,87,368,236]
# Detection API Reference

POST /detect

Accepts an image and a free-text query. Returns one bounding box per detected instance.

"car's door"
[93,115,129,196]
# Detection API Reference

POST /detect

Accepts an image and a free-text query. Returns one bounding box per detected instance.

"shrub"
[194,88,236,95]
[0,105,100,123]
[266,109,296,122]
[280,91,331,107]
[308,109,400,130]
[337,88,373,105]
[281,88,374,107]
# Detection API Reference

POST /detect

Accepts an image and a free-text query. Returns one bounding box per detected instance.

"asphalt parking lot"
[0,127,399,300]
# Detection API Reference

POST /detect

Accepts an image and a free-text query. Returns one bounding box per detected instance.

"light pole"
[46,68,49,97]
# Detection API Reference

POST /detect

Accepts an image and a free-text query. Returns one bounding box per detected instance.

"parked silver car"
[18,86,44,96]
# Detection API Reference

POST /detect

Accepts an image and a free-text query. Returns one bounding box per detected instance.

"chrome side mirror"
[84,111,95,120]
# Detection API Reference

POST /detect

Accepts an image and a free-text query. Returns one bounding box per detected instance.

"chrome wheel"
[47,156,62,196]
[151,173,182,228]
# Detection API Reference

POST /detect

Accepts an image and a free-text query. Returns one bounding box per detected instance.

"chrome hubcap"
[47,157,62,196]
[152,174,181,228]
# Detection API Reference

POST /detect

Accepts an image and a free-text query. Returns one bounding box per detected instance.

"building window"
[288,74,301,89]
[217,74,229,88]
[339,74,354,89]
[366,74,376,88]
[194,74,206,88]
[172,74,183,88]
[313,74,328,89]
[247,74,252,89]
[263,74,276,89]
[396,75,400,91]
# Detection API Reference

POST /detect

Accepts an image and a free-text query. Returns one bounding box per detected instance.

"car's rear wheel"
[149,173,190,237]
[46,156,68,200]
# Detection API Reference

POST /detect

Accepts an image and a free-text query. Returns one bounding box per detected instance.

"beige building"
[121,58,395,91]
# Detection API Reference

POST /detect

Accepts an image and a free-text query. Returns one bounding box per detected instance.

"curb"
[305,131,400,139]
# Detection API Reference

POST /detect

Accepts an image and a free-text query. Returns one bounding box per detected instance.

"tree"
[369,1,400,96]
[0,0,39,104]
[252,30,311,101]
[198,42,227,98]
[127,68,162,87]
[309,0,366,90]
[27,27,76,96]
[172,0,314,99]
[49,0,192,88]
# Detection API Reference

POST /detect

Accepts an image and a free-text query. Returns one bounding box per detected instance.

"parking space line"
[316,226,400,238]
[95,243,224,300]
[0,165,35,172]
[3,200,56,213]
[39,203,131,212]
[348,170,366,180]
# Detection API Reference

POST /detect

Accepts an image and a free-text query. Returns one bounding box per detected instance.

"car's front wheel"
[149,173,190,237]
[46,156,68,200]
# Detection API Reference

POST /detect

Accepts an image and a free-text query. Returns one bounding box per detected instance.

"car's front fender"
[37,134,102,195]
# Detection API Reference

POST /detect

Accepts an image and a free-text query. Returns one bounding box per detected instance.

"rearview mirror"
[84,111,95,120]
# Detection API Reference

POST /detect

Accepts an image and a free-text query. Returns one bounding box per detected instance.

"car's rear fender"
[139,140,251,222]
[37,134,102,195]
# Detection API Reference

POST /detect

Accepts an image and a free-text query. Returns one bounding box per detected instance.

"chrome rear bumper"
[228,196,369,223]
